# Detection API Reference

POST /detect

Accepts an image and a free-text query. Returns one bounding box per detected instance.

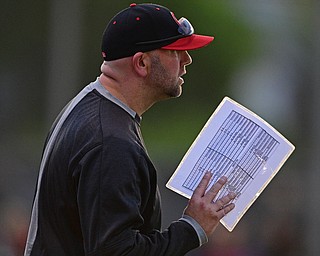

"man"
[24,3,236,256]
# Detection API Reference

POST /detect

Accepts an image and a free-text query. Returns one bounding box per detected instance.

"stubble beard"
[148,55,182,99]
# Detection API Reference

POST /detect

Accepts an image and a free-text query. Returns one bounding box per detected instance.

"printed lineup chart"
[182,110,280,201]
[166,97,295,232]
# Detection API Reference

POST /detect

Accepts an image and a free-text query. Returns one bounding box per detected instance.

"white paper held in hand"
[166,97,295,232]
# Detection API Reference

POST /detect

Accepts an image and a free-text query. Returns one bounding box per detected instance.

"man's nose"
[182,51,192,66]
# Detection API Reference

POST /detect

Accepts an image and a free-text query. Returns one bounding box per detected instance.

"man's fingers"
[185,174,237,236]
[192,172,212,198]
[213,191,237,211]
[191,174,236,218]
[217,203,235,218]
[204,176,228,202]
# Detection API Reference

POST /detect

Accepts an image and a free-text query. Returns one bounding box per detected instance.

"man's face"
[147,49,192,100]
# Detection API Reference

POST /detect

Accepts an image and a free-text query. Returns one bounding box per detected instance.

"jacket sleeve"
[73,136,200,256]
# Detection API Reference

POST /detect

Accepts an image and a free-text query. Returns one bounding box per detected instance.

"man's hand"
[184,172,236,237]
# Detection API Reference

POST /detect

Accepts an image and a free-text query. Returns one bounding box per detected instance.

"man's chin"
[172,85,183,98]
[162,86,183,100]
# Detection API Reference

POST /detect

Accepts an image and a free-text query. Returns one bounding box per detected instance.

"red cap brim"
[162,34,214,51]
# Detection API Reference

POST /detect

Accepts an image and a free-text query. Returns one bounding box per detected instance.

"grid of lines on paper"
[182,110,280,197]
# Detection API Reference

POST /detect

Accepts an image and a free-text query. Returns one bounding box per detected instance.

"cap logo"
[170,12,180,25]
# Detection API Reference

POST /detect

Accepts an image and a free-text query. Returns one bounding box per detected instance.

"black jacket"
[26,80,199,256]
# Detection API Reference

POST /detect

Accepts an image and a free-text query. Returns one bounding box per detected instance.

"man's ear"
[132,52,149,77]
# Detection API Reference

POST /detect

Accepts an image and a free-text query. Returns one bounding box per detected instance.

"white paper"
[166,97,295,232]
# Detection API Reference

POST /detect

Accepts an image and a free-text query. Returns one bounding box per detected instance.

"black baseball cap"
[101,3,214,61]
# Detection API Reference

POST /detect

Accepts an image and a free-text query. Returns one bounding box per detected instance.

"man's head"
[101,3,214,61]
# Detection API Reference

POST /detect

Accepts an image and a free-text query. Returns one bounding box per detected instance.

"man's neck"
[98,73,156,116]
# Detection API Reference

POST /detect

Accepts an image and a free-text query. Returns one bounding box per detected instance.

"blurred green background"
[1,0,319,255]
